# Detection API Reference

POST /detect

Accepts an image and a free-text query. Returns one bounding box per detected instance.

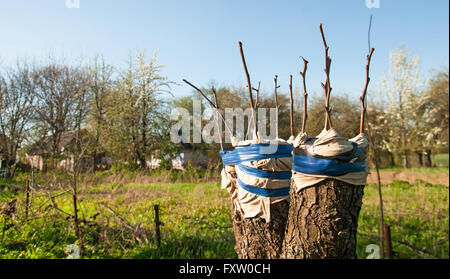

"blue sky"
[0,0,448,101]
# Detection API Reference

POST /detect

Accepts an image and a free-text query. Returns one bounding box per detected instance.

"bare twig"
[358,232,444,259]
[273,75,280,108]
[25,179,30,220]
[238,41,258,138]
[300,57,309,133]
[365,109,385,259]
[211,86,224,151]
[289,75,295,137]
[45,191,72,217]
[360,48,375,134]
[252,81,261,110]
[246,81,261,140]
[182,79,215,108]
[319,23,333,130]
[274,75,280,139]
[182,79,233,138]
[433,237,449,247]
[102,203,136,232]
[368,14,373,52]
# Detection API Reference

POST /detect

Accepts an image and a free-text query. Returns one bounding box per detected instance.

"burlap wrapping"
[291,129,369,192]
[220,138,292,222]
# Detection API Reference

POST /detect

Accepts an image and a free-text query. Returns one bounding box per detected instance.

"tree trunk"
[282,179,365,259]
[402,153,408,169]
[9,164,16,179]
[93,130,100,172]
[416,151,424,167]
[401,129,408,169]
[424,149,432,167]
[388,152,395,168]
[230,199,289,259]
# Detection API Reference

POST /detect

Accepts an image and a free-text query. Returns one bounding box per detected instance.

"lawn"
[0,170,448,259]
[433,153,449,167]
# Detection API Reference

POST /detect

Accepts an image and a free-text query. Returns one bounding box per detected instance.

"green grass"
[1,174,448,259]
[0,181,236,259]
[379,166,449,174]
[433,153,449,167]
[356,180,449,259]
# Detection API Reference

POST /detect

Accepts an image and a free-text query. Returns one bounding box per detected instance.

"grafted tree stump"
[282,179,365,259]
[230,199,289,259]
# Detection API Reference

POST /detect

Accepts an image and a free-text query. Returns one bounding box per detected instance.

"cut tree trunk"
[230,199,289,259]
[282,179,365,259]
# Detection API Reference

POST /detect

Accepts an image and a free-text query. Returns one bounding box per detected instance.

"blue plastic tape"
[237,164,292,180]
[220,144,293,166]
[292,155,367,176]
[237,178,290,197]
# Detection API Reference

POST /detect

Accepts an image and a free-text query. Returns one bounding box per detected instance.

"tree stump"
[230,198,289,259]
[282,179,365,259]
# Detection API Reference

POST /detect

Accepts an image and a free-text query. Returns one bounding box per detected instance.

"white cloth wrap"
[220,139,292,222]
[291,129,370,192]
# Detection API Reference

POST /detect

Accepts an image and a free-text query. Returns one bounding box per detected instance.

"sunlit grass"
[1,174,448,259]
[357,180,449,259]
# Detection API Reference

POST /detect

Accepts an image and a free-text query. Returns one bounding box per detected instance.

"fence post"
[25,179,30,220]
[154,205,161,250]
[383,224,393,259]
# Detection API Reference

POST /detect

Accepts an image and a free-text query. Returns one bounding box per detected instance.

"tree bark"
[282,179,365,259]
[416,151,424,167]
[424,149,432,167]
[230,199,289,259]
[402,153,408,169]
[388,152,395,168]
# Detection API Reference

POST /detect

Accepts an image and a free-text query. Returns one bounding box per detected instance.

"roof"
[28,129,94,155]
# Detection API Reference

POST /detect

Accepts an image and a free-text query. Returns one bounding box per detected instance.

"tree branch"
[211,86,223,151]
[182,79,233,142]
[360,48,375,134]
[300,57,309,134]
[238,41,258,138]
[274,75,280,139]
[319,23,333,130]
[182,79,215,108]
[289,74,295,138]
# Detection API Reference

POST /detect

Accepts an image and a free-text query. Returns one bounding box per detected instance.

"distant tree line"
[0,47,448,176]
[0,51,176,176]
[173,47,449,169]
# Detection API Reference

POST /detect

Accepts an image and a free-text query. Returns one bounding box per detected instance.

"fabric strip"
[220,144,293,166]
[292,155,367,176]
[237,164,292,180]
[237,177,290,198]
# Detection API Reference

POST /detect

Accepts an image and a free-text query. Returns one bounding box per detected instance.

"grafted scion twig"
[289,75,294,138]
[238,41,258,139]
[360,48,375,134]
[319,23,333,130]
[300,57,309,133]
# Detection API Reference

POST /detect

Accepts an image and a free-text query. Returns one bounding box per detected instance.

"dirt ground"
[367,170,449,186]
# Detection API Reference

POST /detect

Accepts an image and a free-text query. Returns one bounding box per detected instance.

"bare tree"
[0,61,35,177]
[32,61,89,167]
